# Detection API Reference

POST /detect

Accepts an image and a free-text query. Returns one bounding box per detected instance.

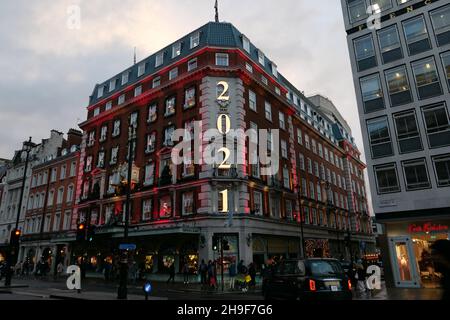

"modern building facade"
[76,21,374,277]
[18,129,82,274]
[341,0,450,288]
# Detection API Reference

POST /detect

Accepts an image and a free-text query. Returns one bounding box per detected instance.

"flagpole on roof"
[215,0,219,22]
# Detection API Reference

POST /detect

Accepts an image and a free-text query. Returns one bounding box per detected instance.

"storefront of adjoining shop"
[383,218,450,288]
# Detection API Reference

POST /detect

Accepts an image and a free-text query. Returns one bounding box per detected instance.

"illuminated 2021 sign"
[217,80,231,214]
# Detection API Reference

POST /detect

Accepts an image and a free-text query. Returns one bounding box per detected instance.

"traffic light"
[87,225,96,242]
[212,236,219,251]
[222,239,230,251]
[10,228,21,246]
[76,223,86,242]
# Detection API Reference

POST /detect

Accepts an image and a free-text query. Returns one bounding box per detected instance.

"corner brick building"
[74,21,374,275]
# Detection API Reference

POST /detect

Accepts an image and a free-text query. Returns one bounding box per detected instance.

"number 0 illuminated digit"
[219,189,228,213]
[217,114,231,134]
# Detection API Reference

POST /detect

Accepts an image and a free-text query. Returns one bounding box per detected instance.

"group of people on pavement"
[346,259,371,294]
[196,258,258,291]
[197,260,218,289]
[0,258,69,280]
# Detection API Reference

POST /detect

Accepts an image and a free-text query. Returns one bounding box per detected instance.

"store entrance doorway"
[389,237,420,288]
[412,237,447,289]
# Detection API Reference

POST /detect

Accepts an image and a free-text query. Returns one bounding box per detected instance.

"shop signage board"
[408,223,449,233]
[119,243,136,251]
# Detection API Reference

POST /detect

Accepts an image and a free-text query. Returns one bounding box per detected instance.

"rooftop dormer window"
[258,50,265,66]
[272,63,278,78]
[190,32,200,49]
[242,35,250,53]
[97,86,104,98]
[109,79,116,92]
[122,72,129,85]
[155,52,164,68]
[138,63,146,77]
[172,42,181,58]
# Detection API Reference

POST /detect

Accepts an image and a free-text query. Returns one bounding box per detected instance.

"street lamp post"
[4,137,34,287]
[295,183,306,258]
[321,180,342,259]
[117,124,137,300]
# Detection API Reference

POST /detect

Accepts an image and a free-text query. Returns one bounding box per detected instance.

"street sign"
[119,243,136,250]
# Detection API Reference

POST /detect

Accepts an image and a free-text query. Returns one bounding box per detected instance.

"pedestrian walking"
[248,262,256,288]
[208,261,217,290]
[237,260,244,274]
[228,259,237,290]
[104,261,111,281]
[15,261,23,277]
[356,261,367,293]
[56,262,64,279]
[348,263,357,289]
[199,260,208,286]
[166,262,176,284]
[431,240,450,300]
[183,261,190,285]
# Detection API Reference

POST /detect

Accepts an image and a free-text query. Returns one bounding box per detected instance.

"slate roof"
[89,21,306,108]
[87,21,356,149]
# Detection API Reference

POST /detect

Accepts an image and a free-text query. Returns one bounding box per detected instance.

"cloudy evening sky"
[0,0,373,211]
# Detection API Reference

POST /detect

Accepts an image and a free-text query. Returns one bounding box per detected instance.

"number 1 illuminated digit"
[219,190,228,213]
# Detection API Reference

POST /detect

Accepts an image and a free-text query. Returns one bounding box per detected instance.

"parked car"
[262,258,352,301]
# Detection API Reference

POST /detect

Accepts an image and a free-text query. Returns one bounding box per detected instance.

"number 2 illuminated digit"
[218,147,231,169]
[217,81,230,101]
